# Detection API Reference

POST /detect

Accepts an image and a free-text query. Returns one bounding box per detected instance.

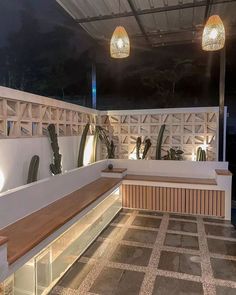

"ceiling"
[56,0,236,48]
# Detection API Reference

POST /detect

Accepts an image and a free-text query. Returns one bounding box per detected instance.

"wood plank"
[122,184,225,218]
[221,192,225,217]
[0,177,121,265]
[215,169,232,176]
[0,236,8,246]
[102,168,127,173]
[124,174,217,185]
[217,192,221,217]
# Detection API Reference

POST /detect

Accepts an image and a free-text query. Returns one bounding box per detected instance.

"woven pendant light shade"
[110,26,130,58]
[202,15,225,51]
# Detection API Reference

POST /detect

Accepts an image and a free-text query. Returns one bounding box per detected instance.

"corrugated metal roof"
[56,0,236,47]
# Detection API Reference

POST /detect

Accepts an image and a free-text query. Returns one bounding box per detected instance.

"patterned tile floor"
[50,210,236,295]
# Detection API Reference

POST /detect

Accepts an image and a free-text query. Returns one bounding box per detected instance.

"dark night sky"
[0,1,236,192]
[0,0,235,126]
[0,0,94,50]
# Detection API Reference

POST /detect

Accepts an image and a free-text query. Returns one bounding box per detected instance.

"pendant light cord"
[119,0,121,25]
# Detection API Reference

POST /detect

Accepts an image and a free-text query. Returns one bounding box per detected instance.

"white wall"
[109,159,229,178]
[0,160,108,229]
[0,136,98,193]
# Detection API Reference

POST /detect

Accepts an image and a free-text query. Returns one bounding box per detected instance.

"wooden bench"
[0,177,121,265]
[0,169,231,265]
[124,174,217,185]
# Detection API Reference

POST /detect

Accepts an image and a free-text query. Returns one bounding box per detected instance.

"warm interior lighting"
[0,170,5,192]
[83,136,94,166]
[110,26,130,58]
[202,15,225,51]
[129,151,137,160]
[200,143,209,151]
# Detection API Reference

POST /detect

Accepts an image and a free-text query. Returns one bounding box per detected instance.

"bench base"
[122,184,225,218]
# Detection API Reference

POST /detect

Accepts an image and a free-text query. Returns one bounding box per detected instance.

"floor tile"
[211,258,236,282]
[121,208,133,214]
[132,216,161,228]
[112,213,130,224]
[170,214,196,221]
[110,244,152,266]
[207,238,236,256]
[216,286,236,295]
[58,261,94,289]
[100,225,121,239]
[203,217,231,224]
[205,224,236,239]
[138,210,163,217]
[168,220,197,233]
[122,228,158,244]
[152,276,203,295]
[90,267,145,295]
[82,241,107,259]
[165,233,199,250]
[158,251,201,276]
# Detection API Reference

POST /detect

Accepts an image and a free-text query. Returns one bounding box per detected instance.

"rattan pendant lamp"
[110,0,130,58]
[202,15,225,51]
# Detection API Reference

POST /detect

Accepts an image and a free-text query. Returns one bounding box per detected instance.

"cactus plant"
[136,137,142,159]
[78,123,90,167]
[156,124,166,160]
[92,126,100,163]
[163,147,184,160]
[201,150,207,161]
[47,124,62,175]
[142,138,152,159]
[109,140,115,159]
[196,147,207,161]
[96,126,115,159]
[196,147,202,161]
[27,155,40,184]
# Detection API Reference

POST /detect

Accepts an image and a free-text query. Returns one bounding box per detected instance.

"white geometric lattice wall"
[0,88,98,138]
[0,87,220,162]
[100,108,219,161]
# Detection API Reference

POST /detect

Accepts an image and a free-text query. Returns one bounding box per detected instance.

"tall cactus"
[156,124,166,160]
[196,147,202,161]
[92,126,100,163]
[201,150,207,161]
[78,123,90,167]
[109,140,115,159]
[47,124,62,175]
[27,155,40,184]
[96,126,115,159]
[196,147,207,161]
[142,139,152,159]
[136,137,142,159]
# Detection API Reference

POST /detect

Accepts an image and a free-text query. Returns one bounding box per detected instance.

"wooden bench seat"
[124,174,217,185]
[0,177,120,265]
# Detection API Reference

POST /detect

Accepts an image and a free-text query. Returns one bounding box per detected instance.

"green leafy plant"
[92,126,100,163]
[196,147,207,161]
[47,124,62,175]
[27,155,39,184]
[163,147,184,160]
[156,124,166,160]
[78,123,90,167]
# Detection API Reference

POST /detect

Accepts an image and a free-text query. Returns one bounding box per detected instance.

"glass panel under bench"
[1,187,121,295]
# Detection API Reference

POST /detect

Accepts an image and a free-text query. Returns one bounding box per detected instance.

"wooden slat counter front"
[122,174,225,218]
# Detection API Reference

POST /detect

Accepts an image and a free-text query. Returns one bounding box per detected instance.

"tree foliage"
[0,4,92,100]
